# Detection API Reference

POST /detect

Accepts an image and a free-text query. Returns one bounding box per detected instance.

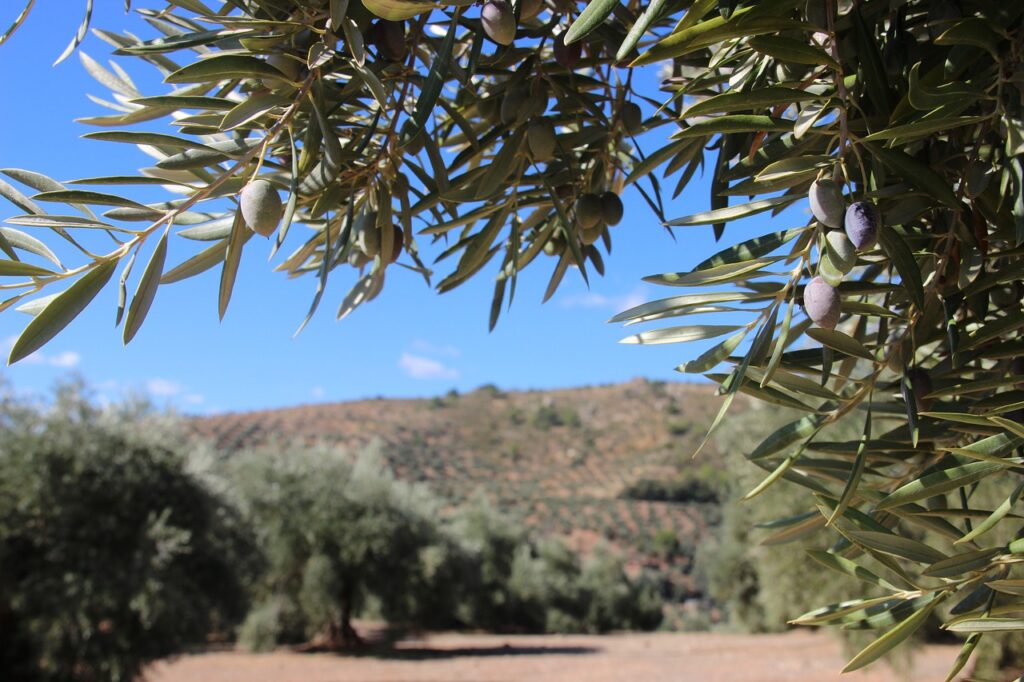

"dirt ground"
[147,630,966,682]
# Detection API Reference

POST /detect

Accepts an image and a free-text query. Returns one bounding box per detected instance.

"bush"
[620,473,720,504]
[0,383,255,681]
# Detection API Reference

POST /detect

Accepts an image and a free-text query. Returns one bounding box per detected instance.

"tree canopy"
[2,0,1024,676]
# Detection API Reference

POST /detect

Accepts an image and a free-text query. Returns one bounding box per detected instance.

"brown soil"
[147,630,965,682]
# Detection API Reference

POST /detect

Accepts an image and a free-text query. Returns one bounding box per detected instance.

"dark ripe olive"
[844,201,880,251]
[553,33,581,70]
[808,178,845,229]
[372,20,407,62]
[520,0,543,20]
[803,276,840,329]
[481,0,516,46]
[240,180,283,236]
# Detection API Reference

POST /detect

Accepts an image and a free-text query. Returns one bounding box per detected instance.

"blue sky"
[0,2,795,413]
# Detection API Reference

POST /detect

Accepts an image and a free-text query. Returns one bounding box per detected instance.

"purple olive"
[372,20,406,62]
[845,201,880,251]
[804,276,840,329]
[553,33,581,69]
[481,1,516,46]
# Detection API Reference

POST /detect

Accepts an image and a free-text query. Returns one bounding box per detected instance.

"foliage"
[2,0,1024,675]
[620,471,721,504]
[0,383,255,682]
[226,441,450,647]
[604,1,1024,675]
[227,443,660,649]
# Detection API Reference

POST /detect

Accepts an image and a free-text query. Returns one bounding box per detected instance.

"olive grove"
[1,0,1023,677]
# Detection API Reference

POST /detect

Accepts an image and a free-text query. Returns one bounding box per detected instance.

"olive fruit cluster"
[572,191,623,246]
[803,178,882,329]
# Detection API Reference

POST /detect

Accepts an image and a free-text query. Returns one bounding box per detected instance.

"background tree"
[2,0,1024,677]
[0,382,256,681]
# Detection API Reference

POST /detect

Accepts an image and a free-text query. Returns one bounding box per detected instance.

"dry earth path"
[148,630,966,682]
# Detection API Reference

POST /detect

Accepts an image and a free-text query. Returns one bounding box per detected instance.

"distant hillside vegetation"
[194,379,750,618]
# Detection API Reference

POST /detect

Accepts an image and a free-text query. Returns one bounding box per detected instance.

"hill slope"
[195,379,742,607]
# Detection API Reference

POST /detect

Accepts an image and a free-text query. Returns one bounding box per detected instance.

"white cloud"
[140,379,205,406]
[4,336,81,368]
[559,287,647,313]
[410,340,461,357]
[310,386,325,398]
[398,352,459,381]
[145,378,183,397]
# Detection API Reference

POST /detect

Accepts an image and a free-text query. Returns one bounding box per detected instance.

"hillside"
[195,379,746,613]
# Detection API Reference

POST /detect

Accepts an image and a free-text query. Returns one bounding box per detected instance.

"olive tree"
[2,0,1023,676]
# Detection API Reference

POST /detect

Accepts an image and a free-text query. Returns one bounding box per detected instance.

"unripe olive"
[553,33,581,69]
[543,234,566,256]
[575,193,603,230]
[804,276,840,329]
[372,20,407,62]
[355,211,380,257]
[809,178,845,229]
[388,224,404,263]
[580,224,602,246]
[825,230,856,274]
[844,201,881,251]
[527,121,557,161]
[500,86,529,125]
[266,53,301,81]
[520,0,543,20]
[240,180,283,237]
[348,249,372,269]
[477,95,501,122]
[482,0,516,46]
[600,191,624,226]
[906,367,933,412]
[621,102,643,135]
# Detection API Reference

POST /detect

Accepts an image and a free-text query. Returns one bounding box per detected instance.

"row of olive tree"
[0,385,660,680]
